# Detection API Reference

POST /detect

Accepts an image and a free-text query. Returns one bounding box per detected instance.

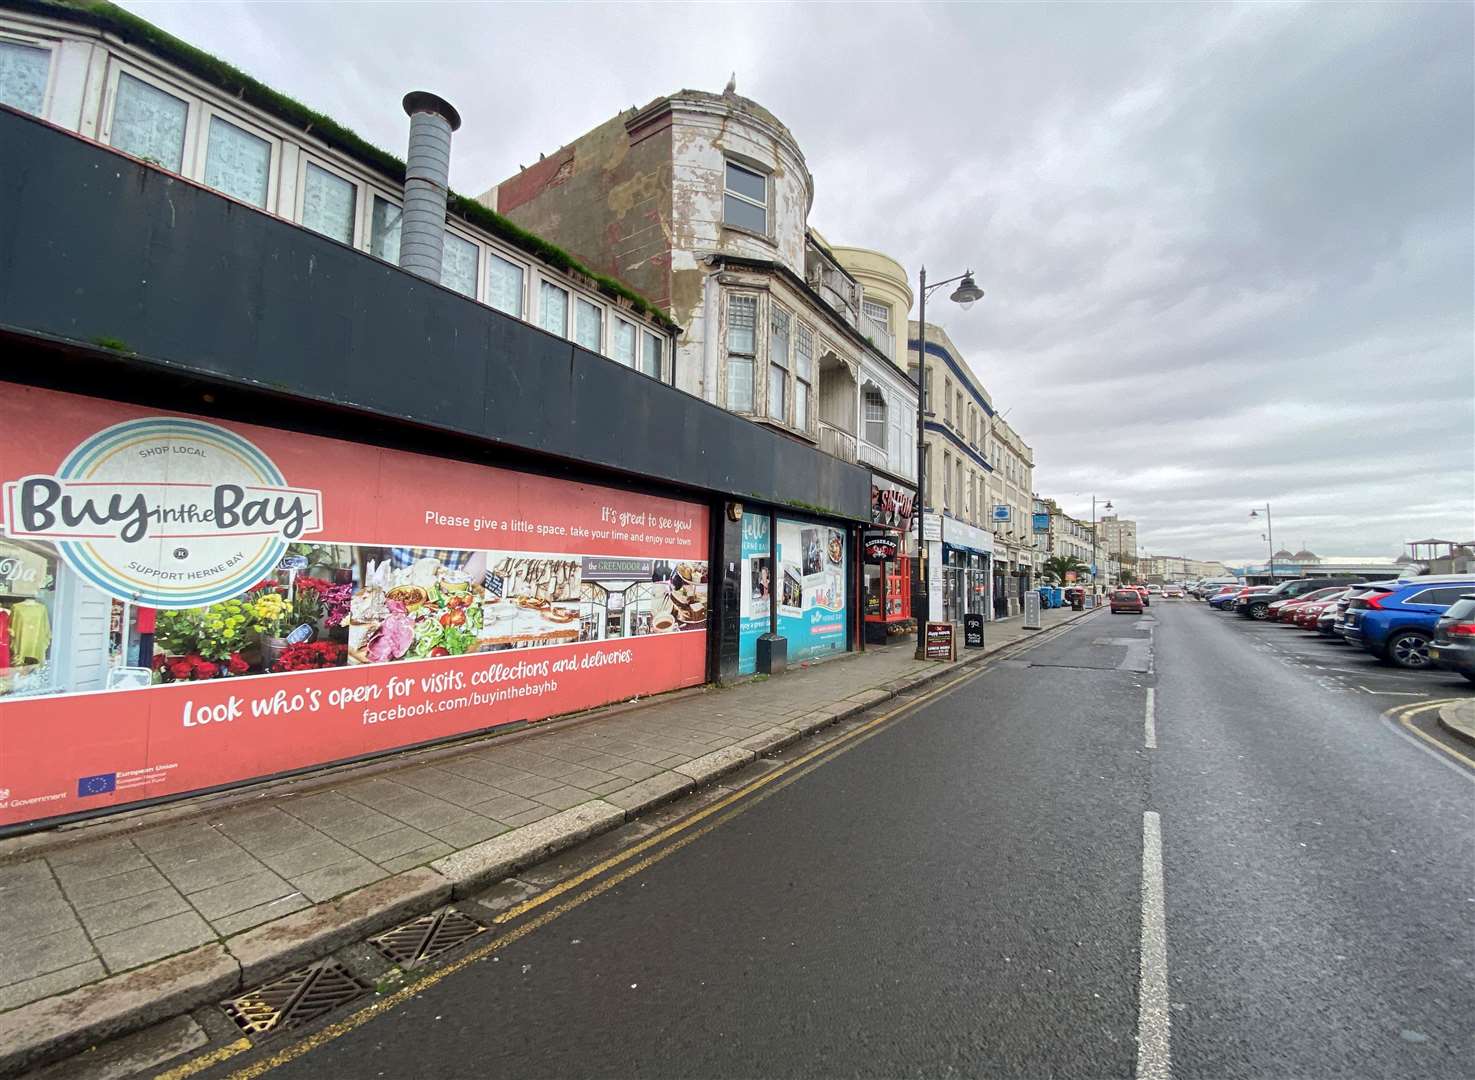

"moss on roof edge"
[16,0,678,331]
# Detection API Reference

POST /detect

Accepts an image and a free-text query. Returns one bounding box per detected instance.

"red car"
[1294,589,1352,628]
[1272,587,1346,623]
[1111,588,1144,613]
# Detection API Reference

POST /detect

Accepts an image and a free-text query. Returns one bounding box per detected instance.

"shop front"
[862,479,916,646]
[737,510,851,672]
[0,384,715,829]
[941,516,994,624]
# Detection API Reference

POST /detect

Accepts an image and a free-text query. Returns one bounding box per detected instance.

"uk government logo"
[1,417,322,609]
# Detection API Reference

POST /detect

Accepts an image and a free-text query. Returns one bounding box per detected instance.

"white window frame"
[484,246,529,319]
[641,329,664,380]
[364,186,403,262]
[862,385,887,450]
[574,295,605,353]
[723,158,768,235]
[0,31,58,119]
[794,323,814,435]
[441,224,482,300]
[99,61,199,176]
[612,316,639,368]
[192,102,281,212]
[725,293,760,414]
[768,304,791,424]
[294,152,362,246]
[536,275,570,337]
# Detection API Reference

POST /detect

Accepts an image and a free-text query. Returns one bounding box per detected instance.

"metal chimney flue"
[399,91,461,283]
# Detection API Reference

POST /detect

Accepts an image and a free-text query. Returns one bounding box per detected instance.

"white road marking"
[1144,688,1157,749]
[1137,811,1171,1080]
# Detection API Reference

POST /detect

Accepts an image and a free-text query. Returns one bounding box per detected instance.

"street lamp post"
[1090,497,1112,598]
[1250,504,1274,583]
[912,265,985,659]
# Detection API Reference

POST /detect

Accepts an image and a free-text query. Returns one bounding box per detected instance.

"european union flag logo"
[77,773,117,797]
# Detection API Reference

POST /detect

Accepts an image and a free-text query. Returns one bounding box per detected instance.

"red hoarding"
[0,385,710,828]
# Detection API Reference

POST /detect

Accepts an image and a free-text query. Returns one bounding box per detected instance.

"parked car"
[1272,587,1347,623]
[1195,579,1240,599]
[1294,589,1352,629]
[1238,577,1378,621]
[1227,585,1274,613]
[1111,588,1144,614]
[1342,577,1475,668]
[1331,580,1403,641]
[1209,585,1257,610]
[1429,594,1475,684]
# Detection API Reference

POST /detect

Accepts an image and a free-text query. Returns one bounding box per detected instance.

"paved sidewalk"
[1437,697,1475,746]
[0,604,1096,1072]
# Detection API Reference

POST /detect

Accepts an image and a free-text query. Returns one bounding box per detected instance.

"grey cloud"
[122,0,1475,563]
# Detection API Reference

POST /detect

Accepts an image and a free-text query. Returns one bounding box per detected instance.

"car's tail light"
[1364,593,1388,610]
[1448,621,1475,637]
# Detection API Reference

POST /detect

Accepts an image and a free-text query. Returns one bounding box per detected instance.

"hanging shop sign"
[870,482,916,529]
[0,384,710,830]
[1032,512,1051,533]
[862,530,900,563]
[992,504,1011,523]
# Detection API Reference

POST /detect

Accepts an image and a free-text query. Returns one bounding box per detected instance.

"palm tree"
[1042,555,1086,584]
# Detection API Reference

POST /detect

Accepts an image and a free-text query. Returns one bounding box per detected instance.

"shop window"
[301,161,356,244]
[575,298,603,351]
[369,195,402,263]
[110,71,188,172]
[727,294,758,412]
[863,387,887,448]
[795,324,813,433]
[613,318,637,368]
[202,114,271,208]
[442,232,479,298]
[724,160,767,234]
[768,306,790,421]
[487,252,524,317]
[539,280,569,336]
[641,330,663,379]
[0,39,49,116]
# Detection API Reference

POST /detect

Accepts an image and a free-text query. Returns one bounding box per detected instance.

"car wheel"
[1386,631,1432,669]
[1249,603,1271,621]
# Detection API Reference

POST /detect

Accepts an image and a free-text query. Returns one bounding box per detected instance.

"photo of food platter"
[344,549,710,662]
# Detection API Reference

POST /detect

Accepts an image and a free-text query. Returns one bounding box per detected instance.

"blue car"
[1342,576,1475,669]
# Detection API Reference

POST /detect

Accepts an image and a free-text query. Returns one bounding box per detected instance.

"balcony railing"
[817,420,857,463]
[859,311,894,358]
[857,438,889,470]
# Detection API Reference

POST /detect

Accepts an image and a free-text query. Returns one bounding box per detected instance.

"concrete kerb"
[0,944,240,1077]
[0,607,1099,1075]
[1436,698,1475,747]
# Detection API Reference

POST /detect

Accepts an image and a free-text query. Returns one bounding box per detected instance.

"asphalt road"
[208,602,1474,1080]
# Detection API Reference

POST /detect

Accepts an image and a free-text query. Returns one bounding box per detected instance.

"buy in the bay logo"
[1,418,322,608]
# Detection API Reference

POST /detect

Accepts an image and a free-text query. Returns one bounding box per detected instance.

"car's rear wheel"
[1386,631,1432,669]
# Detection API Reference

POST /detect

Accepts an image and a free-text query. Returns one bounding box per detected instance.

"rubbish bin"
[1071,593,1083,611]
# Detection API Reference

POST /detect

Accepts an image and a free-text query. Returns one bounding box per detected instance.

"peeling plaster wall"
[490,110,675,311]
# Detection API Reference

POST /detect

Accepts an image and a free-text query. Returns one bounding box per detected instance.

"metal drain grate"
[223,960,368,1036]
[369,908,486,968]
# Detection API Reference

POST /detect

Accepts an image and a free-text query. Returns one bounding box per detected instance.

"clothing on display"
[8,598,51,664]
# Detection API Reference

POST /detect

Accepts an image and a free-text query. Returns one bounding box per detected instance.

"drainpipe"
[398,91,462,283]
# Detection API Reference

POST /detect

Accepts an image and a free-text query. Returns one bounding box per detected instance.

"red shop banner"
[0,384,711,829]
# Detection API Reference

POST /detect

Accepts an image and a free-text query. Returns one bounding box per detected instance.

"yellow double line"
[1384,698,1475,769]
[159,638,1038,1080]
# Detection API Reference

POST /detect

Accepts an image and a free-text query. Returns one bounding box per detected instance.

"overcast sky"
[125,0,1474,565]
